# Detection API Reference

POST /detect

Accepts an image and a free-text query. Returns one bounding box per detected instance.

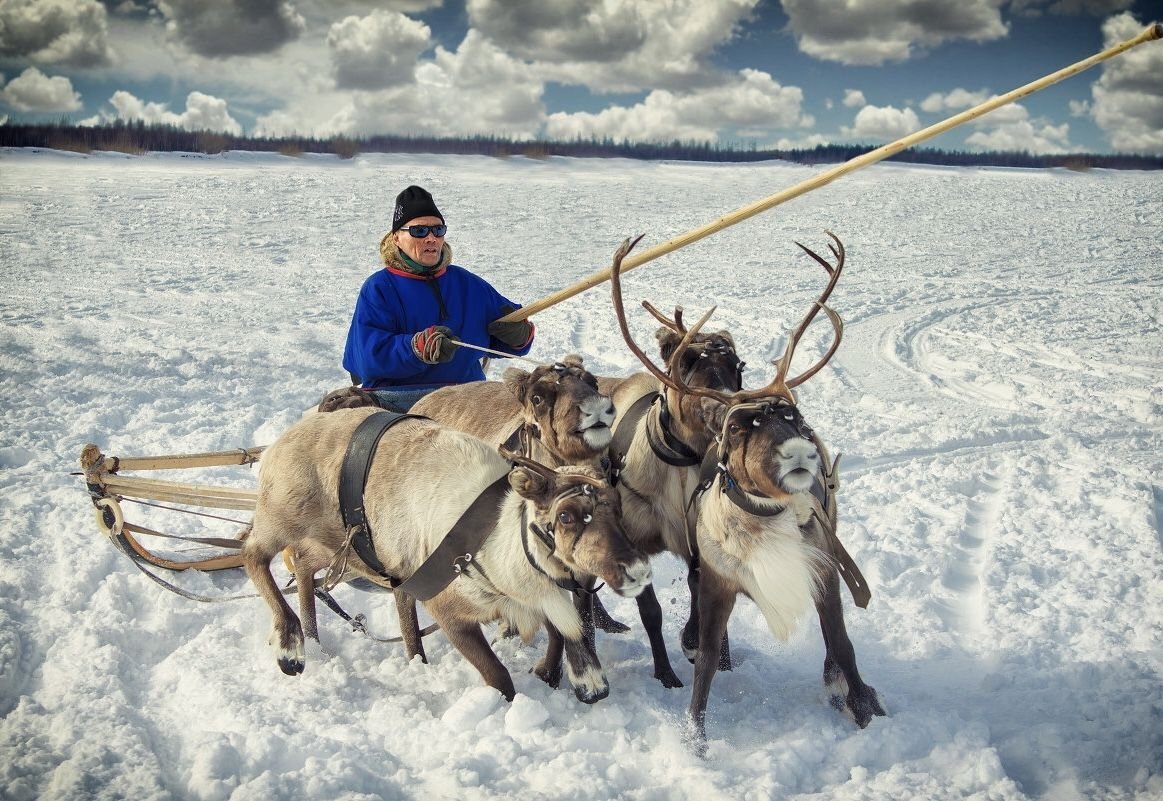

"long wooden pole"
[500,22,1161,323]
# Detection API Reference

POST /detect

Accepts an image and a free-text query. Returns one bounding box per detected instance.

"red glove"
[412,325,458,364]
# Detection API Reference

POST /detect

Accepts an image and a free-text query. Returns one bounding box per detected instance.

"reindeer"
[609,232,885,750]
[410,326,745,690]
[243,406,652,703]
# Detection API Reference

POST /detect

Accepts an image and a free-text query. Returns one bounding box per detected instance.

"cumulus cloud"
[285,30,545,139]
[959,101,1073,153]
[1088,13,1163,154]
[920,87,990,113]
[0,0,115,67]
[0,66,81,111]
[841,104,921,141]
[773,133,830,150]
[544,69,812,144]
[468,0,760,92]
[327,9,432,90]
[782,0,1008,66]
[842,89,866,108]
[155,0,306,58]
[86,89,242,134]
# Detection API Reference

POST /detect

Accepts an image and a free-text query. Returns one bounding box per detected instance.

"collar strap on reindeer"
[396,473,510,602]
[519,499,603,595]
[689,411,871,609]
[501,422,539,457]
[340,411,424,582]
[607,391,653,484]
[651,394,702,466]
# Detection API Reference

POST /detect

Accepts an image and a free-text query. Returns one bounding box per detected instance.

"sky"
[0,1,1162,155]
[1,148,1160,800]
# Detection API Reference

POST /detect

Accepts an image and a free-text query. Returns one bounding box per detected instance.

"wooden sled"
[78,441,440,641]
[79,442,264,572]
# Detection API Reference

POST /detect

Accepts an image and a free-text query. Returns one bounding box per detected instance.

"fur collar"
[379,236,453,278]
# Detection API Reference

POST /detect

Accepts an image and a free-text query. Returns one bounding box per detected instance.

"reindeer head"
[610,232,846,501]
[503,452,651,598]
[502,355,616,462]
[704,397,822,504]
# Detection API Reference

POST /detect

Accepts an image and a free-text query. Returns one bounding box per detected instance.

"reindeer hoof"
[681,621,698,662]
[532,660,563,689]
[830,683,886,728]
[850,686,887,728]
[655,667,684,689]
[277,656,304,676]
[573,681,610,705]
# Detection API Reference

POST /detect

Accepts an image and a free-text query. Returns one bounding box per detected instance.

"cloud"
[0,0,115,67]
[544,69,812,143]
[155,0,307,58]
[0,66,81,111]
[772,133,830,150]
[961,101,1073,153]
[467,0,760,92]
[782,0,1008,66]
[841,104,921,141]
[842,89,866,108]
[1088,13,1163,154]
[86,89,242,134]
[327,9,432,90]
[293,29,545,139]
[920,87,990,113]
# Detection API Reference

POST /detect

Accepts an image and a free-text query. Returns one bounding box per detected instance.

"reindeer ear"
[560,353,584,369]
[716,330,736,349]
[502,367,533,403]
[655,328,682,362]
[508,466,553,503]
[697,397,728,432]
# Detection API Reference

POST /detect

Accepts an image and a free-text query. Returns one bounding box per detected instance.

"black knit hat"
[391,185,444,232]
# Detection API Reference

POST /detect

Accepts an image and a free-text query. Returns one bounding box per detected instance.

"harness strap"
[608,391,654,484]
[339,411,424,581]
[396,474,510,602]
[692,441,871,608]
[648,396,702,467]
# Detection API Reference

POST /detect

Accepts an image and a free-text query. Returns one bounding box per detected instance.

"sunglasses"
[400,224,447,238]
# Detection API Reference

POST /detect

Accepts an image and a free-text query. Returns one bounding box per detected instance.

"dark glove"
[487,306,534,348]
[412,325,458,364]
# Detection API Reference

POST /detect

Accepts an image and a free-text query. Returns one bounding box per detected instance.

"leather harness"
[337,411,510,603]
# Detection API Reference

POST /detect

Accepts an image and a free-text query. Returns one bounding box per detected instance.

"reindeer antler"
[610,232,846,407]
[609,236,733,405]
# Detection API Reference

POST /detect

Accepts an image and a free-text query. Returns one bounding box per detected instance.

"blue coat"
[342,262,533,390]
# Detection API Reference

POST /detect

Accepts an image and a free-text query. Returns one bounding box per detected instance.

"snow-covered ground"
[1,149,1160,801]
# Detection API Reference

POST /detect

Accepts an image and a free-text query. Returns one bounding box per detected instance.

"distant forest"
[2,120,1161,171]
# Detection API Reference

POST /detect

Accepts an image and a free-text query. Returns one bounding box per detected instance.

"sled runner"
[80,442,264,573]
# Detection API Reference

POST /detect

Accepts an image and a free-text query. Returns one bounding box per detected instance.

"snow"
[1,148,1161,801]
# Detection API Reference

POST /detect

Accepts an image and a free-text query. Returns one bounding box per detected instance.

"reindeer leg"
[687,566,736,757]
[243,540,305,676]
[533,624,565,689]
[816,568,885,728]
[560,627,609,704]
[294,558,320,643]
[635,583,683,688]
[575,588,597,651]
[681,563,732,671]
[589,590,630,634]
[394,589,427,664]
[429,601,515,701]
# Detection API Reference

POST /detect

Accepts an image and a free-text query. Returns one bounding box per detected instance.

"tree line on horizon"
[2,119,1160,171]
